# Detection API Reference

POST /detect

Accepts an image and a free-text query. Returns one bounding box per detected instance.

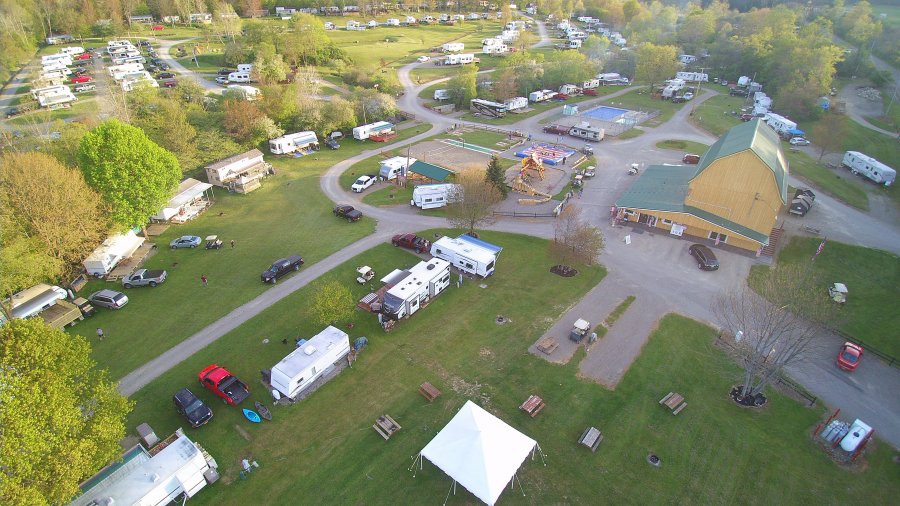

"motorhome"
[269,326,351,400]
[410,183,460,209]
[268,131,319,155]
[842,151,896,186]
[470,98,507,118]
[430,235,502,277]
[353,121,394,140]
[381,258,452,320]
[569,122,605,141]
[442,42,465,53]
[379,156,417,180]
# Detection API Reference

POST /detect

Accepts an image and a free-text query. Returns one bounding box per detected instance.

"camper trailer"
[42,54,73,66]
[442,42,465,53]
[764,113,797,135]
[678,54,697,64]
[842,151,896,186]
[430,235,501,277]
[381,258,452,320]
[597,73,629,85]
[583,79,600,89]
[675,71,708,82]
[120,72,158,92]
[529,90,548,102]
[569,122,605,141]
[31,84,70,100]
[226,84,262,100]
[380,156,417,180]
[353,121,394,140]
[227,72,252,83]
[0,284,65,326]
[37,87,77,108]
[108,63,145,78]
[60,46,85,56]
[405,16,417,25]
[559,84,579,95]
[483,43,509,55]
[504,96,528,110]
[269,131,319,155]
[386,18,400,26]
[237,64,253,73]
[269,326,351,400]
[410,183,460,209]
[443,53,475,65]
[83,231,145,277]
[42,62,72,74]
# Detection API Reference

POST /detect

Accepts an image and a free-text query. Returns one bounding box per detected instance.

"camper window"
[486,261,495,271]
[441,274,450,283]
[435,248,443,255]
[662,219,673,225]
[465,262,474,269]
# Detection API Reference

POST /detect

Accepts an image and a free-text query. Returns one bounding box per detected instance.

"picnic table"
[373,414,401,440]
[659,392,688,415]
[418,382,441,402]
[578,427,603,452]
[520,395,546,418]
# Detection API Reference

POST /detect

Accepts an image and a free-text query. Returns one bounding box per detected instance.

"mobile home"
[442,42,465,53]
[381,258,452,320]
[83,231,145,277]
[430,235,501,277]
[410,183,460,209]
[379,156,417,180]
[569,122,604,141]
[353,121,394,140]
[269,326,351,400]
[268,131,319,155]
[842,151,896,186]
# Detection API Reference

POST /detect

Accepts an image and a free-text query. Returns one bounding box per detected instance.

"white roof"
[420,401,537,506]
[84,231,145,264]
[168,178,212,208]
[272,326,349,378]
[432,236,496,264]
[385,258,450,301]
[381,156,417,169]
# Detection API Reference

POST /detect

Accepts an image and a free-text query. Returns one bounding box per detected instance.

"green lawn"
[450,129,510,147]
[122,275,900,506]
[409,66,457,85]
[750,238,900,357]
[688,94,748,136]
[73,127,430,379]
[7,98,99,125]
[173,52,225,75]
[602,88,686,127]
[656,139,710,154]
[786,151,869,211]
[617,128,644,139]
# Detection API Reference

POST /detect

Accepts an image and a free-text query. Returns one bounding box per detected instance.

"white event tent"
[412,400,542,505]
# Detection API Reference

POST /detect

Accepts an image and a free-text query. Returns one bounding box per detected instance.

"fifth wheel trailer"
[269,131,319,155]
[269,326,351,400]
[381,258,452,320]
[429,235,501,277]
[353,121,394,140]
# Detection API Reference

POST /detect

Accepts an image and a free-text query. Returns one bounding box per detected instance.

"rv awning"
[169,179,212,207]
[456,235,502,255]
[786,129,805,136]
[409,161,455,182]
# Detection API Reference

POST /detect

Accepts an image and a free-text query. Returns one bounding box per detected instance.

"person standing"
[96,328,104,341]
[230,239,235,249]
[201,274,208,287]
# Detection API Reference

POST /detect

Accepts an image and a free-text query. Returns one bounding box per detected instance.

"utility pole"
[691,66,708,116]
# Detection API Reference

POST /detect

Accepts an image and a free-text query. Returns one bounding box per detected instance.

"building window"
[708,231,728,243]
[623,209,635,216]
[662,219,673,225]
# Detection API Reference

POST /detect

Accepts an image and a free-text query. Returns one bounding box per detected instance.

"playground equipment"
[521,153,545,180]
[511,154,552,204]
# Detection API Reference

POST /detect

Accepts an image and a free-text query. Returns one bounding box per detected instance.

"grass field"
[749,237,900,357]
[617,128,644,139]
[123,280,900,506]
[409,66,458,84]
[74,126,431,379]
[785,151,869,210]
[656,139,710,154]
[688,93,748,136]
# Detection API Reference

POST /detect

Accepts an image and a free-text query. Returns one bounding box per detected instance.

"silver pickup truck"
[122,269,167,288]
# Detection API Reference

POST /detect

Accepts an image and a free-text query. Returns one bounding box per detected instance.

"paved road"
[118,27,900,448]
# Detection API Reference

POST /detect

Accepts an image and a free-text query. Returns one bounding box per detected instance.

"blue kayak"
[242,409,261,423]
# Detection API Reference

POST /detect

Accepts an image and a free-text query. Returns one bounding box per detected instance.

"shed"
[83,231,145,277]
[152,178,214,223]
[409,160,455,182]
[270,326,351,400]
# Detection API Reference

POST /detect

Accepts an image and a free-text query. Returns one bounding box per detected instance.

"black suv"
[173,388,213,428]
[157,71,175,79]
[689,244,720,271]
[333,205,363,222]
[218,68,234,76]
[261,255,304,283]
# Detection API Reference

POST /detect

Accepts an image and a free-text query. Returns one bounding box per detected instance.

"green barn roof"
[409,160,455,182]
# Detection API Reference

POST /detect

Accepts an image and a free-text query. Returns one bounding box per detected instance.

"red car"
[583,88,598,96]
[151,24,165,31]
[836,342,863,372]
[391,233,432,253]
[198,364,250,406]
[71,75,92,84]
[75,53,92,60]
[682,153,701,164]
[162,79,177,88]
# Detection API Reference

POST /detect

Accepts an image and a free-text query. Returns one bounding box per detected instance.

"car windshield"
[186,398,206,413]
[355,178,366,185]
[841,350,859,363]
[112,293,126,302]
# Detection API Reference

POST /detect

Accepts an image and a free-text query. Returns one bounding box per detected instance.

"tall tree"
[77,120,181,231]
[0,210,64,316]
[634,43,678,93]
[811,112,848,162]
[446,63,478,109]
[0,152,109,271]
[446,168,502,234]
[0,319,133,505]
[550,205,605,268]
[311,280,356,326]
[484,155,508,197]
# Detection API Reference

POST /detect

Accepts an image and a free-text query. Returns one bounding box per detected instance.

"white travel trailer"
[269,326,351,400]
[381,258,452,320]
[83,231,145,277]
[40,70,69,81]
[107,39,132,48]
[405,16,417,24]
[567,39,582,49]
[108,63,145,78]
[483,43,509,55]
[237,63,253,73]
[227,72,252,83]
[346,20,362,30]
[367,20,378,28]
[583,79,600,89]
[430,235,501,277]
[442,42,465,53]
[37,87,76,108]
[529,90,547,102]
[226,84,262,100]
[31,84,69,100]
[569,122,604,141]
[60,46,85,56]
[42,62,72,73]
[504,96,528,110]
[386,18,400,26]
[764,113,796,135]
[842,151,896,186]
[353,121,394,140]
[678,54,697,64]
[559,84,579,95]
[379,156,417,180]
[324,21,335,30]
[676,71,709,82]
[268,131,319,155]
[410,183,460,209]
[41,53,72,66]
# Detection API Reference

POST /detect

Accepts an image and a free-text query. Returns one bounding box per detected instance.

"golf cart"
[356,266,375,284]
[570,318,591,343]
[582,145,594,155]
[205,235,223,250]
[573,174,584,188]
[627,163,639,175]
[828,283,848,304]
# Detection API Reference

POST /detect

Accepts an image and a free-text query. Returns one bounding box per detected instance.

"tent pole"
[443,480,455,506]
[514,472,526,496]
[535,443,548,466]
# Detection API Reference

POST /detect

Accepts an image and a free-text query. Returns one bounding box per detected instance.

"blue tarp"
[786,128,805,136]
[457,234,503,255]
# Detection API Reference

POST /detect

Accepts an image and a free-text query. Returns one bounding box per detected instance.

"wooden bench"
[519,395,546,418]
[418,382,441,402]
[373,414,401,440]
[578,427,603,452]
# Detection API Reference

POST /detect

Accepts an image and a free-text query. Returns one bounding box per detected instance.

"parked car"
[139,40,151,47]
[217,68,234,76]
[683,92,694,100]
[324,138,340,149]
[333,205,363,222]
[74,83,95,92]
[75,52,92,60]
[72,67,89,76]
[789,137,810,146]
[542,124,569,135]
[173,387,213,428]
[417,55,430,62]
[198,364,250,406]
[146,64,159,73]
[156,71,175,79]
[740,113,753,122]
[584,166,596,178]
[122,269,167,288]
[682,153,701,164]
[215,76,229,85]
[148,51,159,58]
[71,75,92,83]
[351,175,377,193]
[261,255,304,284]
[688,244,719,271]
[6,107,20,119]
[163,79,177,88]
[88,289,129,309]
[170,235,202,249]
[150,58,163,65]
[392,233,432,253]
[836,342,863,371]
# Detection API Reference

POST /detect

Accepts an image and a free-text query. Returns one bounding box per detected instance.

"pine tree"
[484,155,508,197]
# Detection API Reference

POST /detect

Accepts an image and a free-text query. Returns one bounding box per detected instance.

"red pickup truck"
[542,124,569,135]
[391,233,432,253]
[198,364,250,406]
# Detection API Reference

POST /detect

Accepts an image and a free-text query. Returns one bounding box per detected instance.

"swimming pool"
[582,105,631,121]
